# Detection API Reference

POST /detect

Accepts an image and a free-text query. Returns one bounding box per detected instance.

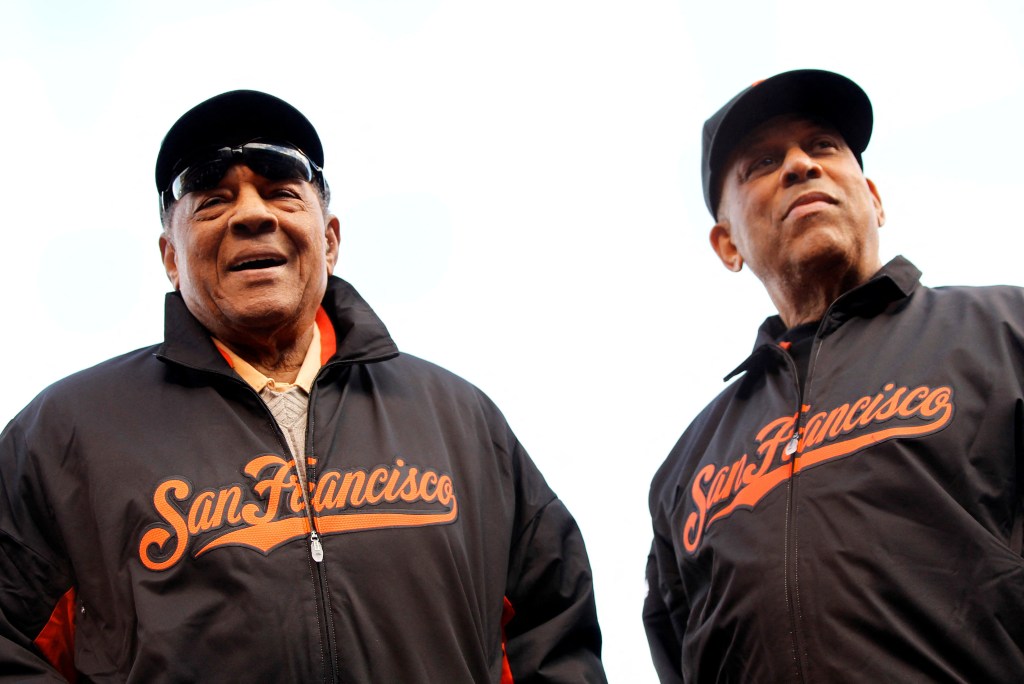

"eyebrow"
[739,116,842,150]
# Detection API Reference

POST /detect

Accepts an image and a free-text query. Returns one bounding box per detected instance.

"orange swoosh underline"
[196,501,459,556]
[707,413,952,525]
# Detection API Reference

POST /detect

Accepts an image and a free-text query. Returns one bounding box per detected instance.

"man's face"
[159,164,340,344]
[710,114,884,295]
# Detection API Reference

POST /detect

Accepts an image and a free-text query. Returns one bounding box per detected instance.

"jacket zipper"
[777,349,807,683]
[310,531,324,562]
[780,325,829,683]
[305,373,341,683]
[208,370,340,682]
[157,349,387,683]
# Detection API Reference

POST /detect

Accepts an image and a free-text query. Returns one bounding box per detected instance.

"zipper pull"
[784,433,799,457]
[310,531,324,563]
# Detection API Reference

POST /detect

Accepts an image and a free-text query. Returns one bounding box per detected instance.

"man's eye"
[746,156,776,177]
[196,196,225,210]
[813,138,838,151]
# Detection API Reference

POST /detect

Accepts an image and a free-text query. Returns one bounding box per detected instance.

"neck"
[766,259,880,328]
[773,288,838,328]
[221,325,315,384]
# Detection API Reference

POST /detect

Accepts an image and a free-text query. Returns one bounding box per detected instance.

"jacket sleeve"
[643,536,685,684]
[502,441,606,684]
[0,414,77,682]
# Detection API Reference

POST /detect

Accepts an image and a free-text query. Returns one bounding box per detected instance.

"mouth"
[228,255,288,272]
[784,192,837,219]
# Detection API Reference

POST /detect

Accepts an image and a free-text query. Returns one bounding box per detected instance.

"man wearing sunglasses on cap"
[0,90,606,683]
[644,70,1024,682]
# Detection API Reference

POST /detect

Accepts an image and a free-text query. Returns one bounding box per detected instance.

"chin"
[216,297,304,334]
[802,257,877,299]
[796,231,857,262]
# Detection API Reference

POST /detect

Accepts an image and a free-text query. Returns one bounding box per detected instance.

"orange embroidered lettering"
[420,471,439,502]
[683,465,715,553]
[212,486,245,526]
[364,467,390,505]
[383,459,405,501]
[139,457,459,571]
[187,491,217,534]
[343,471,368,507]
[682,382,955,555]
[139,479,192,571]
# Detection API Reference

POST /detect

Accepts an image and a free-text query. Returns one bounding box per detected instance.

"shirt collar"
[213,322,322,393]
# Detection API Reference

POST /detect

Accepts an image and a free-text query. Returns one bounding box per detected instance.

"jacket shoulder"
[8,345,163,428]
[912,283,1024,325]
[924,282,1024,302]
[363,351,518,438]
[378,352,497,402]
[649,379,744,515]
[48,344,161,391]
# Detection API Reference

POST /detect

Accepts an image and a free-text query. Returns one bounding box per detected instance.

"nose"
[228,176,277,235]
[781,147,821,187]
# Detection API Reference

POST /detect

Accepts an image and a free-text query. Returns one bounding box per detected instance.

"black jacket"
[0,276,605,683]
[644,257,1024,683]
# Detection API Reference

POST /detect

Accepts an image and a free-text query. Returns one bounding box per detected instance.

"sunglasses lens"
[166,143,320,207]
[243,145,314,184]
[171,159,228,200]
[168,143,317,204]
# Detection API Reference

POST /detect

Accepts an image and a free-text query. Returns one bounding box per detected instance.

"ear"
[324,214,341,274]
[710,221,743,272]
[159,233,181,289]
[866,177,885,228]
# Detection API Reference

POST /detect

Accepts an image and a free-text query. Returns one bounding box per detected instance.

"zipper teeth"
[781,351,804,682]
[794,336,827,680]
[788,483,806,683]
[785,323,829,682]
[162,356,344,681]
[233,370,335,680]
[256,380,333,680]
[783,478,800,681]
[781,340,811,683]
[306,375,340,683]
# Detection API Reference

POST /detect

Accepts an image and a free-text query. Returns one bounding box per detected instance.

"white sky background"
[3,0,1024,680]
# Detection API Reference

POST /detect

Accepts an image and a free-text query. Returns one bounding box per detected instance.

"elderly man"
[644,69,1024,682]
[0,90,606,682]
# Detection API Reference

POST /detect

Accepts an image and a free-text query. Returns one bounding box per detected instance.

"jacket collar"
[725,255,922,382]
[157,275,400,375]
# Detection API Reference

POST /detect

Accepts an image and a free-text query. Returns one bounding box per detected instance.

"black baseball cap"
[702,69,873,217]
[155,89,324,195]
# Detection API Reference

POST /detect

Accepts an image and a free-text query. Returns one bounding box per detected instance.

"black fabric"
[646,256,1024,683]
[777,321,819,395]
[0,276,606,683]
